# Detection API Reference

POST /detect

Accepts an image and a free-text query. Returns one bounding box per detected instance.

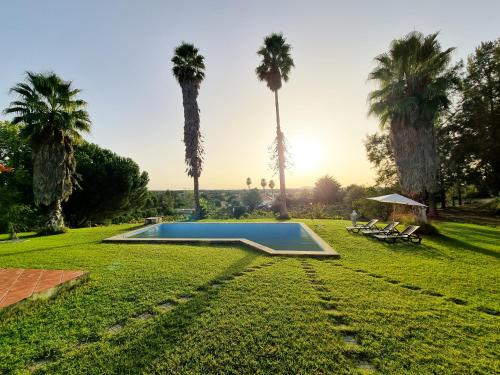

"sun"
[290,137,322,173]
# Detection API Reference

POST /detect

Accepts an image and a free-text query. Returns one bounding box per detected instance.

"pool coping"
[103,222,340,258]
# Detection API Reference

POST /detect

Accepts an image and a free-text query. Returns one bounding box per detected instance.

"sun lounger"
[361,221,399,236]
[374,225,422,244]
[346,219,379,233]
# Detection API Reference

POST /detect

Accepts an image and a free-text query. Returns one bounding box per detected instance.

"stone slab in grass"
[0,268,88,313]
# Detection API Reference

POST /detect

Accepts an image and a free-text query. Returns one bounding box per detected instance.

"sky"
[0,1,499,190]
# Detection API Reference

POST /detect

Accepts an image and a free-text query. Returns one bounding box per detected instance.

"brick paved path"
[0,269,86,308]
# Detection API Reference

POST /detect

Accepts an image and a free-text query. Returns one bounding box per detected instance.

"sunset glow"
[290,136,323,173]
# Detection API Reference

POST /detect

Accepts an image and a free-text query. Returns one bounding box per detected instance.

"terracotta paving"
[0,268,87,309]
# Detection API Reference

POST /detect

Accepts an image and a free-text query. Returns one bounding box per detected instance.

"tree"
[63,142,149,227]
[256,33,294,219]
[0,121,38,236]
[246,177,252,189]
[172,43,205,219]
[260,178,267,192]
[268,179,275,197]
[368,32,458,216]
[4,72,91,232]
[343,184,367,207]
[313,175,343,204]
[448,40,500,195]
[242,188,262,212]
[364,132,399,187]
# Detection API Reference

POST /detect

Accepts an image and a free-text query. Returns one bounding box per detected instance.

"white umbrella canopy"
[366,193,427,223]
[366,193,427,207]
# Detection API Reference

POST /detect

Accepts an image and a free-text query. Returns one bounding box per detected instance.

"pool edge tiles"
[103,222,340,258]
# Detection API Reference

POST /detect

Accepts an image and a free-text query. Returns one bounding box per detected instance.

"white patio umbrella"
[366,193,427,222]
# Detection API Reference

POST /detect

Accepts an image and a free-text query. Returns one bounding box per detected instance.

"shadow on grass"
[45,251,263,373]
[0,233,40,243]
[0,243,81,258]
[433,234,500,260]
[0,225,146,258]
[358,236,452,260]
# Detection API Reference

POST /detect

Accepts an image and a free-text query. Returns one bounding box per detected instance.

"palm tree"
[4,72,91,233]
[172,42,205,218]
[246,177,252,189]
[268,179,275,198]
[256,33,294,219]
[260,178,267,193]
[368,31,457,216]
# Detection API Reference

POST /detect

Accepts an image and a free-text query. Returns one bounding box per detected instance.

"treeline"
[0,121,148,233]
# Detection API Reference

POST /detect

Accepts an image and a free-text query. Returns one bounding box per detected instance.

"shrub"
[241,189,262,211]
[231,206,247,219]
[313,175,343,204]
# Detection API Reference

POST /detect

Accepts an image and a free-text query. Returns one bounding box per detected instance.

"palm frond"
[255,32,294,91]
[171,42,205,87]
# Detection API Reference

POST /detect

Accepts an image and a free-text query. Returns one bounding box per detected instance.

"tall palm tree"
[268,179,275,198]
[172,42,205,218]
[260,178,267,193]
[246,177,252,189]
[256,33,294,219]
[368,31,457,216]
[4,72,91,232]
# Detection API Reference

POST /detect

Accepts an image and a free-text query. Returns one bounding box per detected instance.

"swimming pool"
[104,222,339,257]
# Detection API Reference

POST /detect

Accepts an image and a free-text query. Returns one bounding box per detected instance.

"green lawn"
[0,220,498,374]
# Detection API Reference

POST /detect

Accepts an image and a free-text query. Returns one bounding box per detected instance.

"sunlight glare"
[290,137,322,173]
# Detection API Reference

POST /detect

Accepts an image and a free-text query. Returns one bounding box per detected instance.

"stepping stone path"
[447,297,467,305]
[23,262,282,373]
[422,290,444,297]
[137,312,154,320]
[299,260,376,373]
[0,268,88,310]
[357,360,375,372]
[158,302,174,311]
[108,323,124,334]
[343,335,358,345]
[27,359,49,372]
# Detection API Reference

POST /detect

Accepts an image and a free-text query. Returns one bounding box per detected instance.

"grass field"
[0,220,499,374]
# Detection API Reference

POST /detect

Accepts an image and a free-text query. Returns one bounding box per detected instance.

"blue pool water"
[130,222,324,252]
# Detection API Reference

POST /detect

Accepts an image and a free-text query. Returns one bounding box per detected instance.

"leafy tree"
[63,142,149,227]
[246,177,252,189]
[368,32,458,215]
[343,184,367,207]
[256,33,294,219]
[446,40,499,195]
[364,132,399,187]
[0,121,33,204]
[4,72,91,232]
[172,43,205,218]
[313,175,343,204]
[242,188,262,211]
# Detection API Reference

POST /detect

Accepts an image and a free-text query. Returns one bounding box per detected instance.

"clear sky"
[1,1,498,190]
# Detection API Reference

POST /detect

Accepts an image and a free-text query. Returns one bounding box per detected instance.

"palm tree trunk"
[8,222,18,240]
[390,118,439,216]
[274,90,289,219]
[181,83,202,219]
[46,198,65,233]
[193,174,200,219]
[428,192,437,217]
